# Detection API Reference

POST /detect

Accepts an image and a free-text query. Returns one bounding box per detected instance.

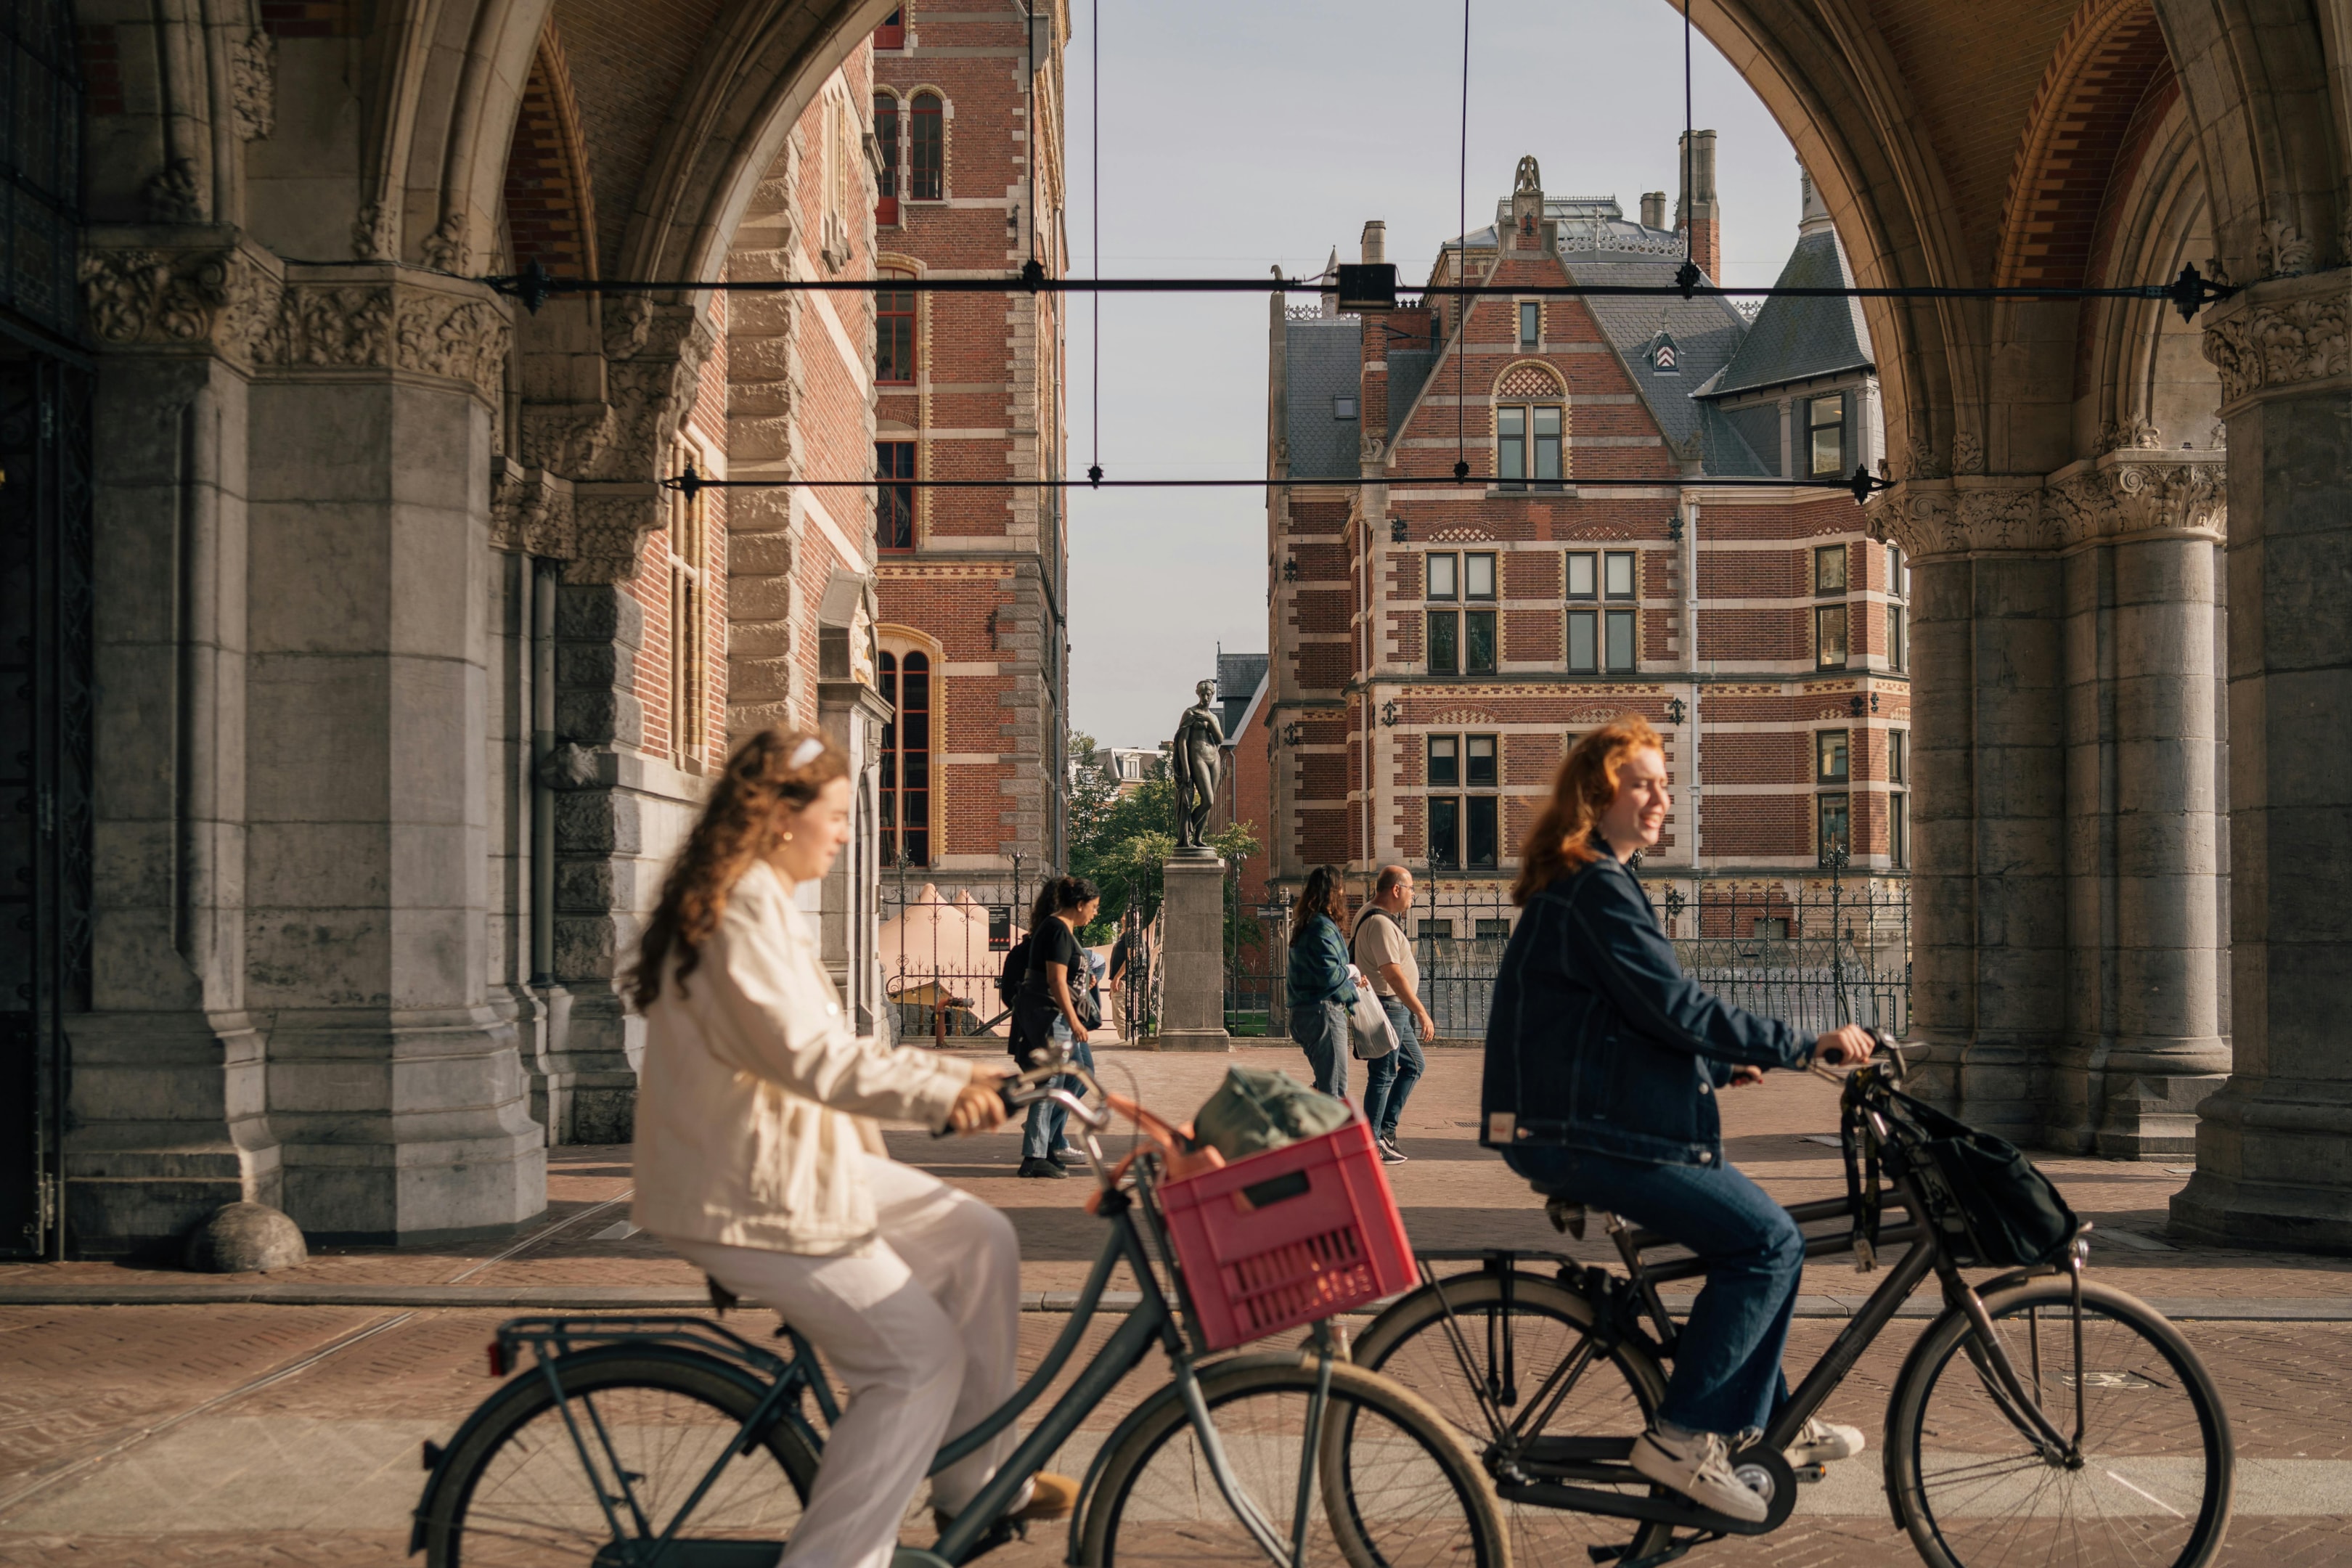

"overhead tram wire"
[666,470,1895,502]
[1454,0,1469,484]
[1088,0,1099,487]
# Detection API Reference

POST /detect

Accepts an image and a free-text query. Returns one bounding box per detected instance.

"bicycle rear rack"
[491,1315,797,1379]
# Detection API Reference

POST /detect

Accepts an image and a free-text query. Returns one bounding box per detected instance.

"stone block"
[555,584,645,645]
[183,1201,308,1273]
[729,531,796,576]
[555,686,643,748]
[728,573,796,623]
[1154,857,1231,1051]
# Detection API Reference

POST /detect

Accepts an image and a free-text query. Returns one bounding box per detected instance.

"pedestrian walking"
[1284,865,1357,1098]
[1352,864,1434,1163]
[1009,876,1101,1177]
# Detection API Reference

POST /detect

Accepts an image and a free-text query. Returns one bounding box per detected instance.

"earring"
[781,832,794,843]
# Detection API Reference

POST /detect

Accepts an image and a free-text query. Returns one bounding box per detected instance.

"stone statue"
[1171,679,1225,853]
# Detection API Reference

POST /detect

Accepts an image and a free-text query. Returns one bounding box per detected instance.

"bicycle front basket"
[1884,1090,2080,1269]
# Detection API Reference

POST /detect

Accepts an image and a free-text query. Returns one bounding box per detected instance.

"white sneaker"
[1377,1136,1409,1164]
[1630,1427,1768,1524]
[1785,1416,1866,1466]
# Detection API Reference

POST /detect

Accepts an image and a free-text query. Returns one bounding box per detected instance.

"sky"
[1060,0,1803,749]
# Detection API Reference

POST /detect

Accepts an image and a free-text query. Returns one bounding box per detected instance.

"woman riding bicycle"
[628,728,1075,1568]
[1481,714,1874,1524]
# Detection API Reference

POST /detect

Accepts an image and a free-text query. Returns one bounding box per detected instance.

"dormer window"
[1648,331,1679,372]
[1334,395,1357,420]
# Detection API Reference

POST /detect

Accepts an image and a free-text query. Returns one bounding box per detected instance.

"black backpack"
[997,934,1034,1005]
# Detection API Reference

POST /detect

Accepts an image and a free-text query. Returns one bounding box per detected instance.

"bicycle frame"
[428,1071,1347,1568]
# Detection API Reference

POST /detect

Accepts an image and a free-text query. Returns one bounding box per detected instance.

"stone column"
[2048,457,2231,1156]
[1885,481,2068,1143]
[242,265,544,1244]
[1156,855,1233,1050]
[66,234,284,1249]
[2174,270,2352,1249]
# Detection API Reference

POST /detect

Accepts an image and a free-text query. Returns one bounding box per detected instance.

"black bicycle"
[409,1064,1509,1568]
[1344,1040,2232,1568]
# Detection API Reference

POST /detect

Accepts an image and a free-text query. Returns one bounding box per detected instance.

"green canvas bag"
[1187,1064,1352,1162]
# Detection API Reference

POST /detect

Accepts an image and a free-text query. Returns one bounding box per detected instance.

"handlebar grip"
[929,1077,1029,1138]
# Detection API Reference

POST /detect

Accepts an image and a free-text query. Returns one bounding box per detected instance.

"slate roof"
[1561,250,1752,466]
[1283,318,1364,480]
[1703,228,1874,399]
[1216,653,1269,736]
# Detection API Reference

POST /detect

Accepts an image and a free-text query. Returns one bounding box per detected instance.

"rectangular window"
[1887,543,1907,598]
[1427,552,1458,600]
[1565,551,1596,600]
[1497,407,1526,488]
[1890,790,1908,868]
[1752,916,1789,940]
[1474,917,1512,940]
[1816,604,1848,669]
[1817,729,1850,784]
[1465,610,1496,673]
[1889,729,1907,785]
[1568,608,1598,673]
[1887,603,1907,671]
[1467,796,1499,867]
[873,7,905,48]
[1808,393,1845,477]
[873,94,900,224]
[1519,301,1539,347]
[666,446,708,767]
[1429,798,1461,867]
[876,441,915,550]
[910,93,943,200]
[1427,611,1459,674]
[1818,793,1852,864]
[1466,734,1497,788]
[1417,918,1454,940]
[1532,406,1562,486]
[1333,394,1357,420]
[1427,735,1459,787]
[1605,608,1637,671]
[1465,552,1495,600]
[875,286,915,383]
[1815,542,1847,595]
[1604,550,1637,600]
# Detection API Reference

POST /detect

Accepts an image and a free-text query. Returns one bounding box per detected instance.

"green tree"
[1066,731,1258,945]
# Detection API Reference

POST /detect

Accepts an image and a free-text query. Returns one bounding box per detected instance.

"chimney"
[1675,128,1720,282]
[1360,220,1386,266]
[1641,191,1667,229]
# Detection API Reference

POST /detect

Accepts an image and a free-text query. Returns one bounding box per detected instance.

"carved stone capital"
[568,489,666,584]
[1868,479,2050,556]
[80,232,285,365]
[2046,454,2226,547]
[2202,269,2349,408]
[490,458,577,558]
[230,28,276,141]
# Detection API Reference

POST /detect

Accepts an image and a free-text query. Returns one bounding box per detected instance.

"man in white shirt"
[1350,865,1435,1162]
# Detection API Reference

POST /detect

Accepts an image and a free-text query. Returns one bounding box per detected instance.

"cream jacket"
[632,859,973,1254]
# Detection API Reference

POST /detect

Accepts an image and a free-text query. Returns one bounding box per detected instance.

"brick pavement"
[2,1045,2348,1566]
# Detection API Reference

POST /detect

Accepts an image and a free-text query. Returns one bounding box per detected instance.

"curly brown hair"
[1511,714,1663,905]
[1292,865,1349,938]
[629,727,849,1007]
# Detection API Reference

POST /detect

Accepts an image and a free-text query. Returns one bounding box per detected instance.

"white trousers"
[666,1156,1026,1568]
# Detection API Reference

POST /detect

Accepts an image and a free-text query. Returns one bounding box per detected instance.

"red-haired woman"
[629,729,1074,1568]
[1480,715,1874,1524]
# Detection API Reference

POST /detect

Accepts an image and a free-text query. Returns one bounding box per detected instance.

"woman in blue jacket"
[1285,865,1357,1097]
[1481,715,1873,1524]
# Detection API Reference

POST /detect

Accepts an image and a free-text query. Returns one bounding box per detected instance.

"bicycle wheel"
[1887,1278,2231,1568]
[1080,1352,1509,1568]
[421,1349,820,1567]
[1352,1271,1672,1567]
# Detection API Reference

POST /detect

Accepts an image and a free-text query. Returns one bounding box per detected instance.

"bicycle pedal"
[1792,1462,1827,1484]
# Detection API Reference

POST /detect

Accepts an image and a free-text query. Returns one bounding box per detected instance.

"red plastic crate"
[1155,1118,1416,1351]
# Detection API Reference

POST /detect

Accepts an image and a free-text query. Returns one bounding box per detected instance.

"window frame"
[1604,607,1637,672]
[1817,791,1852,865]
[1465,733,1498,788]
[1567,608,1598,674]
[664,441,709,768]
[1889,729,1907,785]
[1808,393,1845,478]
[1426,552,1459,601]
[873,7,905,49]
[909,91,944,201]
[878,647,935,867]
[1427,734,1460,787]
[1603,550,1637,601]
[1532,405,1562,486]
[1890,789,1909,869]
[1426,609,1460,675]
[1429,796,1462,868]
[1333,393,1357,420]
[1496,406,1527,488]
[1817,728,1850,785]
[1518,301,1540,348]
[1815,603,1849,669]
[875,277,916,383]
[1463,552,1496,600]
[1565,550,1597,601]
[873,91,901,224]
[1466,796,1500,867]
[1887,600,1907,671]
[875,439,916,551]
[1814,542,1848,596]
[1464,609,1497,674]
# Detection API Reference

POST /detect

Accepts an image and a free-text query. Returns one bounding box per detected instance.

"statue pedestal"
[1156,854,1232,1051]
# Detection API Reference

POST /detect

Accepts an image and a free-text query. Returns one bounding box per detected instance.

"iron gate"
[0,353,95,1259]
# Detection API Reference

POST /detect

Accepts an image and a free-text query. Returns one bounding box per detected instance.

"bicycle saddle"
[1530,1185,1609,1241]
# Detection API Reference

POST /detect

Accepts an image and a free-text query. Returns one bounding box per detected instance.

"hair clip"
[788,736,825,769]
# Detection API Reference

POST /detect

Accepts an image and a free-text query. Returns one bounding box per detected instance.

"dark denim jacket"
[1285,915,1358,1008]
[1479,846,1816,1167]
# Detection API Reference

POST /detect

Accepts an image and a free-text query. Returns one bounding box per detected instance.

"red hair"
[1511,714,1665,905]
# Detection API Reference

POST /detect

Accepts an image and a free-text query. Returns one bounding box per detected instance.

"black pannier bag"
[1850,1087,2081,1270]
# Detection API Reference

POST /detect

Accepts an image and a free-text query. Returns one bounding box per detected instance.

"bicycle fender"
[409,1342,788,1555]
[1065,1352,1304,1566]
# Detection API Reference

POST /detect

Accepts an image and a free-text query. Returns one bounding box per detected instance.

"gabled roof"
[1283,317,1363,480]
[1216,653,1269,737]
[1561,251,1750,465]
[1702,228,1874,399]
[1219,658,1270,747]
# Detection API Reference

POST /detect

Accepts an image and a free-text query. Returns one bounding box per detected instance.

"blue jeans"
[1503,1146,1800,1437]
[1021,1023,1095,1161]
[1361,998,1424,1140]
[1289,998,1349,1099]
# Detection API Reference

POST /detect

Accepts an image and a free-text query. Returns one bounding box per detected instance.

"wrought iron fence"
[1225,865,1910,1046]
[878,862,1028,1047]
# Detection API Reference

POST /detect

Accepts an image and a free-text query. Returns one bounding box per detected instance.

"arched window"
[873,92,900,225]
[878,650,932,866]
[910,92,944,201]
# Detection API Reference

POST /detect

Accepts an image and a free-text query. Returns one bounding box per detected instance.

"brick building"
[869,1,1070,904]
[1263,150,1908,938]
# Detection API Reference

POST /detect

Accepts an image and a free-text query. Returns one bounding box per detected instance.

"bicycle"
[1344,1037,2232,1568]
[410,1064,1511,1568]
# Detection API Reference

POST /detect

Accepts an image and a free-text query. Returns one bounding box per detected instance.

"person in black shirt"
[1013,877,1100,1177]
